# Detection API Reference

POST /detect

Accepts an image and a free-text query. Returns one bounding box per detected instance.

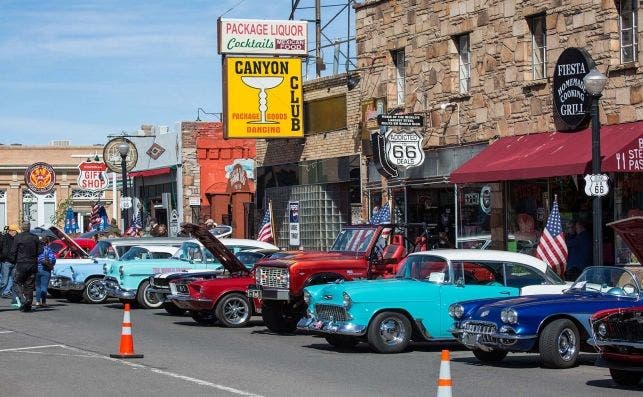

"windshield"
[395,254,449,282]
[330,228,377,252]
[568,266,640,297]
[90,241,114,259]
[119,246,176,261]
[178,242,215,262]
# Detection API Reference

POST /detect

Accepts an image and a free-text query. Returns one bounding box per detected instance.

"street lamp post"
[583,68,608,267]
[117,141,130,232]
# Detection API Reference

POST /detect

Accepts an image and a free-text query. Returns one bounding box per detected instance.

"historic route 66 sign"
[384,129,425,169]
[584,174,609,197]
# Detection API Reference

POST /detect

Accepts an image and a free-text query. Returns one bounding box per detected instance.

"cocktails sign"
[224,57,304,138]
[553,47,595,130]
[218,18,308,56]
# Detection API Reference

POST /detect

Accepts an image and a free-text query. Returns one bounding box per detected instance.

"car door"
[439,260,519,335]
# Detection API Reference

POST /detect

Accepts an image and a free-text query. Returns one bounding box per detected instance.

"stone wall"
[354,0,643,147]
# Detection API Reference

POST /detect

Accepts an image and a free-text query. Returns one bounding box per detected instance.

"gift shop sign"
[218,18,308,56]
[224,57,303,138]
[77,161,109,191]
[553,47,595,131]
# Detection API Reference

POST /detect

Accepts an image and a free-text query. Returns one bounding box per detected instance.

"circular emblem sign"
[553,47,595,131]
[102,137,138,173]
[25,162,56,195]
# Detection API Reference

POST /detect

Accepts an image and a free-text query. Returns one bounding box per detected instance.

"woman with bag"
[35,236,56,308]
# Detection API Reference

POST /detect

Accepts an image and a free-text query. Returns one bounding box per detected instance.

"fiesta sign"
[77,161,109,191]
[553,47,595,130]
[223,57,304,138]
[218,18,308,56]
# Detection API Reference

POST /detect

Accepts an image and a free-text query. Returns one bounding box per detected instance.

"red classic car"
[49,238,96,259]
[165,223,268,328]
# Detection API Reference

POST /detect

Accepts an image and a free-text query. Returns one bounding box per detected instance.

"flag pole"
[268,200,276,244]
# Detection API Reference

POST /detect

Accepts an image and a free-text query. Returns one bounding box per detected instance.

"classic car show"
[2,1,643,395]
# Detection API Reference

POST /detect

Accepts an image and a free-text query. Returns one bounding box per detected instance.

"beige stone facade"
[0,144,116,230]
[353,0,642,146]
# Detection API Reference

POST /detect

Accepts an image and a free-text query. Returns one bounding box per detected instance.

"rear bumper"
[247,284,290,301]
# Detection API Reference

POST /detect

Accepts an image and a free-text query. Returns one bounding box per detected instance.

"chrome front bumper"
[147,286,170,302]
[49,276,85,291]
[451,325,537,351]
[297,316,367,336]
[101,278,136,300]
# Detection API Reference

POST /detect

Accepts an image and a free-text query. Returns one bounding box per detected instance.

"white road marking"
[0,330,14,334]
[0,344,64,352]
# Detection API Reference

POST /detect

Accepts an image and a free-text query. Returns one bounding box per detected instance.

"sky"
[0,0,353,145]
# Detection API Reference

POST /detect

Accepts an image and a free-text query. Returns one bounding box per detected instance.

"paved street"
[0,297,641,397]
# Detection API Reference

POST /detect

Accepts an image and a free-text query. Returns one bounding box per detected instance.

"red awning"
[128,167,171,178]
[450,120,643,183]
[601,121,643,172]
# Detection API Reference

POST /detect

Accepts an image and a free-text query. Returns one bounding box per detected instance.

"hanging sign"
[553,47,595,131]
[288,201,300,247]
[103,137,139,173]
[25,162,56,195]
[77,161,109,191]
[584,174,609,197]
[385,129,425,169]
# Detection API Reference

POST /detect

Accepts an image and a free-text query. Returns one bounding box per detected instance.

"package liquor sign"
[384,129,425,169]
[77,161,109,191]
[218,18,308,56]
[553,47,595,130]
[224,57,303,138]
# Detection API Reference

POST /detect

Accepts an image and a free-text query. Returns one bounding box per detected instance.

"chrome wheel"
[83,278,108,304]
[557,328,577,361]
[216,293,251,327]
[378,317,407,346]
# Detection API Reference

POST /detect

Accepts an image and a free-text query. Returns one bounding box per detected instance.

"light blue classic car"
[297,249,568,353]
[102,238,279,309]
[49,237,188,304]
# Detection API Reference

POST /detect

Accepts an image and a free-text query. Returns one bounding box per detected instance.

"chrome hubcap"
[558,328,577,361]
[223,298,249,324]
[378,318,406,346]
[87,280,106,301]
[144,286,160,306]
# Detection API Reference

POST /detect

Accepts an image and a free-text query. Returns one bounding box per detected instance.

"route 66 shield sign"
[385,129,425,169]
[584,174,609,197]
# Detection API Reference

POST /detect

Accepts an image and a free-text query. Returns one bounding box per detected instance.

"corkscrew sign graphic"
[224,56,303,138]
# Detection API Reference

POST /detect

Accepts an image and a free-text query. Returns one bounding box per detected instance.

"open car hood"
[49,226,90,259]
[181,223,249,274]
[608,216,643,264]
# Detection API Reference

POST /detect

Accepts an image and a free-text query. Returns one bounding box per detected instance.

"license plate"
[176,284,188,293]
[248,289,261,298]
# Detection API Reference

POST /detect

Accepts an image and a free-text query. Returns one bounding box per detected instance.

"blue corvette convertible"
[450,266,642,368]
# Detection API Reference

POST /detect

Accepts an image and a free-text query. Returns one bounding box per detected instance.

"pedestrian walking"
[35,236,56,307]
[9,221,42,312]
[0,224,20,299]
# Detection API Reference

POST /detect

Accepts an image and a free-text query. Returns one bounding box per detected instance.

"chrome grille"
[603,313,643,342]
[257,266,289,288]
[150,276,169,288]
[462,321,498,344]
[315,304,348,322]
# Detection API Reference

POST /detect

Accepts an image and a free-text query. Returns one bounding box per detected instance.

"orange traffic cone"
[110,303,144,359]
[436,349,453,397]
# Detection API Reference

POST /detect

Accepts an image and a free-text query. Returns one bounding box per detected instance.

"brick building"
[353,0,642,265]
[0,143,116,230]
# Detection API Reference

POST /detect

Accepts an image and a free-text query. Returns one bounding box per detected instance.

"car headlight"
[597,322,607,338]
[118,265,124,279]
[448,304,464,319]
[303,289,311,305]
[255,268,263,284]
[342,292,352,309]
[500,308,518,324]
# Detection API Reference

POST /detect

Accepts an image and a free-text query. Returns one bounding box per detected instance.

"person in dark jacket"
[0,224,19,298]
[9,221,42,312]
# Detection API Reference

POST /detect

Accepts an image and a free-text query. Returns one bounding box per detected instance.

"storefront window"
[507,180,548,255]
[456,184,492,247]
[615,172,643,265]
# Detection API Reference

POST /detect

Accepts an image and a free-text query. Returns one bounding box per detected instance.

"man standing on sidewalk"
[9,221,41,312]
[0,224,19,299]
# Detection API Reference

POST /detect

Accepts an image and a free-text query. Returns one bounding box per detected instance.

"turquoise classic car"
[101,238,278,309]
[297,249,568,353]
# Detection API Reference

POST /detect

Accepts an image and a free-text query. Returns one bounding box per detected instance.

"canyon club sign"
[553,47,596,130]
[218,18,308,56]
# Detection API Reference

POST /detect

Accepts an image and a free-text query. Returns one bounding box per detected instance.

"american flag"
[257,209,273,242]
[371,202,391,238]
[124,211,142,237]
[536,197,568,277]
